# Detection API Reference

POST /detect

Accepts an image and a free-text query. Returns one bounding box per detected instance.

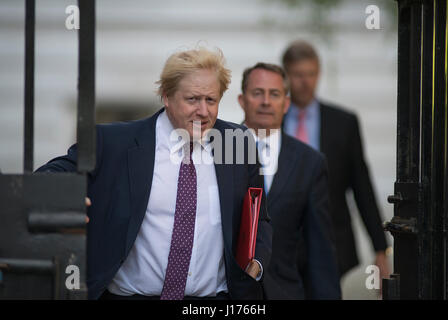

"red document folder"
[236,187,263,271]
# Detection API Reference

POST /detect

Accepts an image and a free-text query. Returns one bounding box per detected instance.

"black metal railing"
[0,0,96,299]
[385,0,447,300]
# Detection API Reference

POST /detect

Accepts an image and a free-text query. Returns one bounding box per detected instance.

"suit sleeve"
[349,115,388,252]
[303,154,341,299]
[35,126,103,178]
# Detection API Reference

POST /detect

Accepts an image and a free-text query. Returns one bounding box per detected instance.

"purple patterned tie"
[160,142,197,300]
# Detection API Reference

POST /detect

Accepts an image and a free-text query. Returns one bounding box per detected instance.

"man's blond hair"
[156,47,231,98]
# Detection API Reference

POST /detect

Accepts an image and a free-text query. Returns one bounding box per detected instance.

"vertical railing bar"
[76,0,96,173]
[24,0,35,173]
[445,0,448,300]
[431,0,448,299]
[396,1,411,182]
[420,0,435,299]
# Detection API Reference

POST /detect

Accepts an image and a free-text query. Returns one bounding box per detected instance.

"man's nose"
[262,93,270,106]
[197,99,208,116]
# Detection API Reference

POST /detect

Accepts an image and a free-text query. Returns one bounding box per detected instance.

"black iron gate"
[0,0,95,299]
[384,0,447,299]
[1,0,447,301]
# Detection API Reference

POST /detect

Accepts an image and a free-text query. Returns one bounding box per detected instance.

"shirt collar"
[157,111,213,157]
[243,123,282,150]
[257,127,281,148]
[156,109,176,150]
[196,134,214,154]
[289,98,319,119]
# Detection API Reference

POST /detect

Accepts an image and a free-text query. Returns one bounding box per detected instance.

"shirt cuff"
[253,259,263,281]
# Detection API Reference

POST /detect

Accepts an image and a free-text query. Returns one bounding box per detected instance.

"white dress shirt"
[108,110,227,297]
[248,128,282,194]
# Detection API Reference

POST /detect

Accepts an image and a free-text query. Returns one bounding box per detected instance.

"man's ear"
[237,94,245,110]
[162,95,169,108]
[283,95,291,115]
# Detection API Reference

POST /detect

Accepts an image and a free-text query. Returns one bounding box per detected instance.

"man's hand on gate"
[60,197,91,234]
[375,251,391,280]
[85,197,91,223]
[375,250,391,298]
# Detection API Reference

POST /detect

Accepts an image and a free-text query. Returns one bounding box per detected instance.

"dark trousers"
[100,290,230,301]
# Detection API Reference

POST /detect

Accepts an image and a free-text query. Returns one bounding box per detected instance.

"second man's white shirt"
[249,128,282,195]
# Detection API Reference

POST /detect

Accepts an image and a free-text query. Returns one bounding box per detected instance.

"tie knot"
[182,142,194,164]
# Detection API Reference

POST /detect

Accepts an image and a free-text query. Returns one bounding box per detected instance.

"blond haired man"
[36,48,272,300]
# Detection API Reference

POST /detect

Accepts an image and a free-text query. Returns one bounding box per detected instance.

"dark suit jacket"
[319,102,388,275]
[36,108,272,300]
[262,132,341,299]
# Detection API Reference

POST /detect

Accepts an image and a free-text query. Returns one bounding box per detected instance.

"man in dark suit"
[36,48,272,300]
[282,40,390,279]
[238,62,340,299]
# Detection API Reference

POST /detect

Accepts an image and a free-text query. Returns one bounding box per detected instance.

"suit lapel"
[125,109,162,256]
[267,133,299,208]
[213,120,234,251]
